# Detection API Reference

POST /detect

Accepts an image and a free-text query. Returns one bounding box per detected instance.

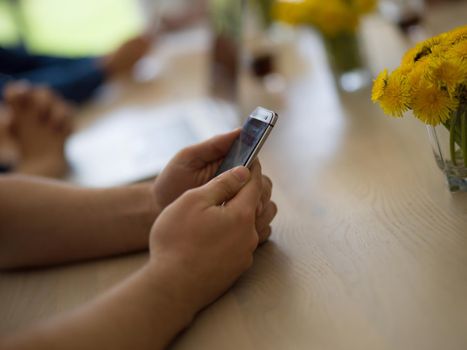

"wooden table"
[1,3,467,349]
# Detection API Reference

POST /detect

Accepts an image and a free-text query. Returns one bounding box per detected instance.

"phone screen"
[215,117,270,176]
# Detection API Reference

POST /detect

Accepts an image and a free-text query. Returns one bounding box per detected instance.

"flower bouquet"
[273,0,376,91]
[372,25,467,191]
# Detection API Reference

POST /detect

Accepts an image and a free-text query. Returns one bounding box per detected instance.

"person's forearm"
[0,175,158,269]
[1,263,196,350]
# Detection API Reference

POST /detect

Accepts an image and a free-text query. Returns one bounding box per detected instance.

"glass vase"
[322,31,371,92]
[247,0,276,80]
[427,106,467,192]
[209,0,245,103]
[246,0,286,93]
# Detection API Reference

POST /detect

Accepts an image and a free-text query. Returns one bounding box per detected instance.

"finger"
[262,175,273,200]
[258,226,272,245]
[61,104,75,135]
[50,100,73,133]
[49,103,66,132]
[198,165,250,206]
[257,175,273,216]
[3,82,32,112]
[228,160,262,213]
[255,201,277,238]
[32,87,55,123]
[178,128,241,167]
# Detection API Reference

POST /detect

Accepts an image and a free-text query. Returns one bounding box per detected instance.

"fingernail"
[231,166,249,183]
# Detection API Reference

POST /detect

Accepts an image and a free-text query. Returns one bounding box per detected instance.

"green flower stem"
[253,0,274,28]
[444,119,462,146]
[449,110,460,166]
[323,32,363,74]
[443,105,467,167]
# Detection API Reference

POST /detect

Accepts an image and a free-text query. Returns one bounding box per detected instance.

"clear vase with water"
[427,105,467,192]
[322,31,371,92]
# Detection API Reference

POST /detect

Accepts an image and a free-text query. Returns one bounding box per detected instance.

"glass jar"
[322,31,371,92]
[427,106,467,192]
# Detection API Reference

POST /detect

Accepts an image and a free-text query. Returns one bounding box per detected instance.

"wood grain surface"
[1,3,467,350]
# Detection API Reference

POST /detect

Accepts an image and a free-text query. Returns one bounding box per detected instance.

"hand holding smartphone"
[214,107,278,177]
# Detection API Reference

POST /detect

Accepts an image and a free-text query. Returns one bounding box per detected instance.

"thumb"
[199,166,250,206]
[176,129,240,167]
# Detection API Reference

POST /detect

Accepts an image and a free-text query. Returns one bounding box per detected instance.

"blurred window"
[0,0,144,56]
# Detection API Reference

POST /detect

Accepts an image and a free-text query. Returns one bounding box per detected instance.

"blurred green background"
[0,0,144,56]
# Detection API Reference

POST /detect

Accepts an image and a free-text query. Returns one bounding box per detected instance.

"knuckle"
[250,184,262,201]
[262,181,272,200]
[182,188,201,203]
[259,227,272,244]
[250,234,259,250]
[250,160,261,177]
[254,159,262,171]
[176,147,193,161]
[263,201,276,218]
[264,175,273,189]
[255,217,264,231]
[216,176,236,197]
[271,201,278,217]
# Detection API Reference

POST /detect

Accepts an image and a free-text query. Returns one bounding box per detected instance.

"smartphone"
[214,106,278,177]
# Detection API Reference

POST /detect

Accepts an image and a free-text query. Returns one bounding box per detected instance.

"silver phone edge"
[249,110,279,126]
[244,124,274,168]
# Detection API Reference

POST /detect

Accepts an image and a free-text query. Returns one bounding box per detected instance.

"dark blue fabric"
[0,47,107,104]
[0,163,13,173]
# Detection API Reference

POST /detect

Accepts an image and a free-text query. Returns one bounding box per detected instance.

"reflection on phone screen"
[215,117,269,176]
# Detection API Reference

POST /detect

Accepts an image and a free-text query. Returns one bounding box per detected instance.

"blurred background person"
[0,82,73,177]
[0,0,206,105]
[0,0,207,179]
[0,35,152,104]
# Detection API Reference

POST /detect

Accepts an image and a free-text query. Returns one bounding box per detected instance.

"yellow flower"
[376,69,410,117]
[446,25,467,45]
[407,58,429,93]
[430,32,448,46]
[352,0,376,14]
[402,57,430,97]
[426,57,467,96]
[313,0,357,36]
[401,44,421,66]
[447,40,467,61]
[412,85,458,125]
[373,25,467,126]
[403,36,446,66]
[401,41,426,66]
[273,0,370,36]
[371,68,388,102]
[273,0,311,25]
[430,36,452,57]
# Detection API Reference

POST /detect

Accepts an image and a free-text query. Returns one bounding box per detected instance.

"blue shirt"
[0,47,107,104]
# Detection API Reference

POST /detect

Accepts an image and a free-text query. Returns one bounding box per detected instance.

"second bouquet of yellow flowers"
[273,0,376,91]
[273,0,376,37]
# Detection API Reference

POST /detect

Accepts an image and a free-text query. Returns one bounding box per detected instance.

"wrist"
[139,182,160,228]
[116,183,159,250]
[141,261,197,327]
